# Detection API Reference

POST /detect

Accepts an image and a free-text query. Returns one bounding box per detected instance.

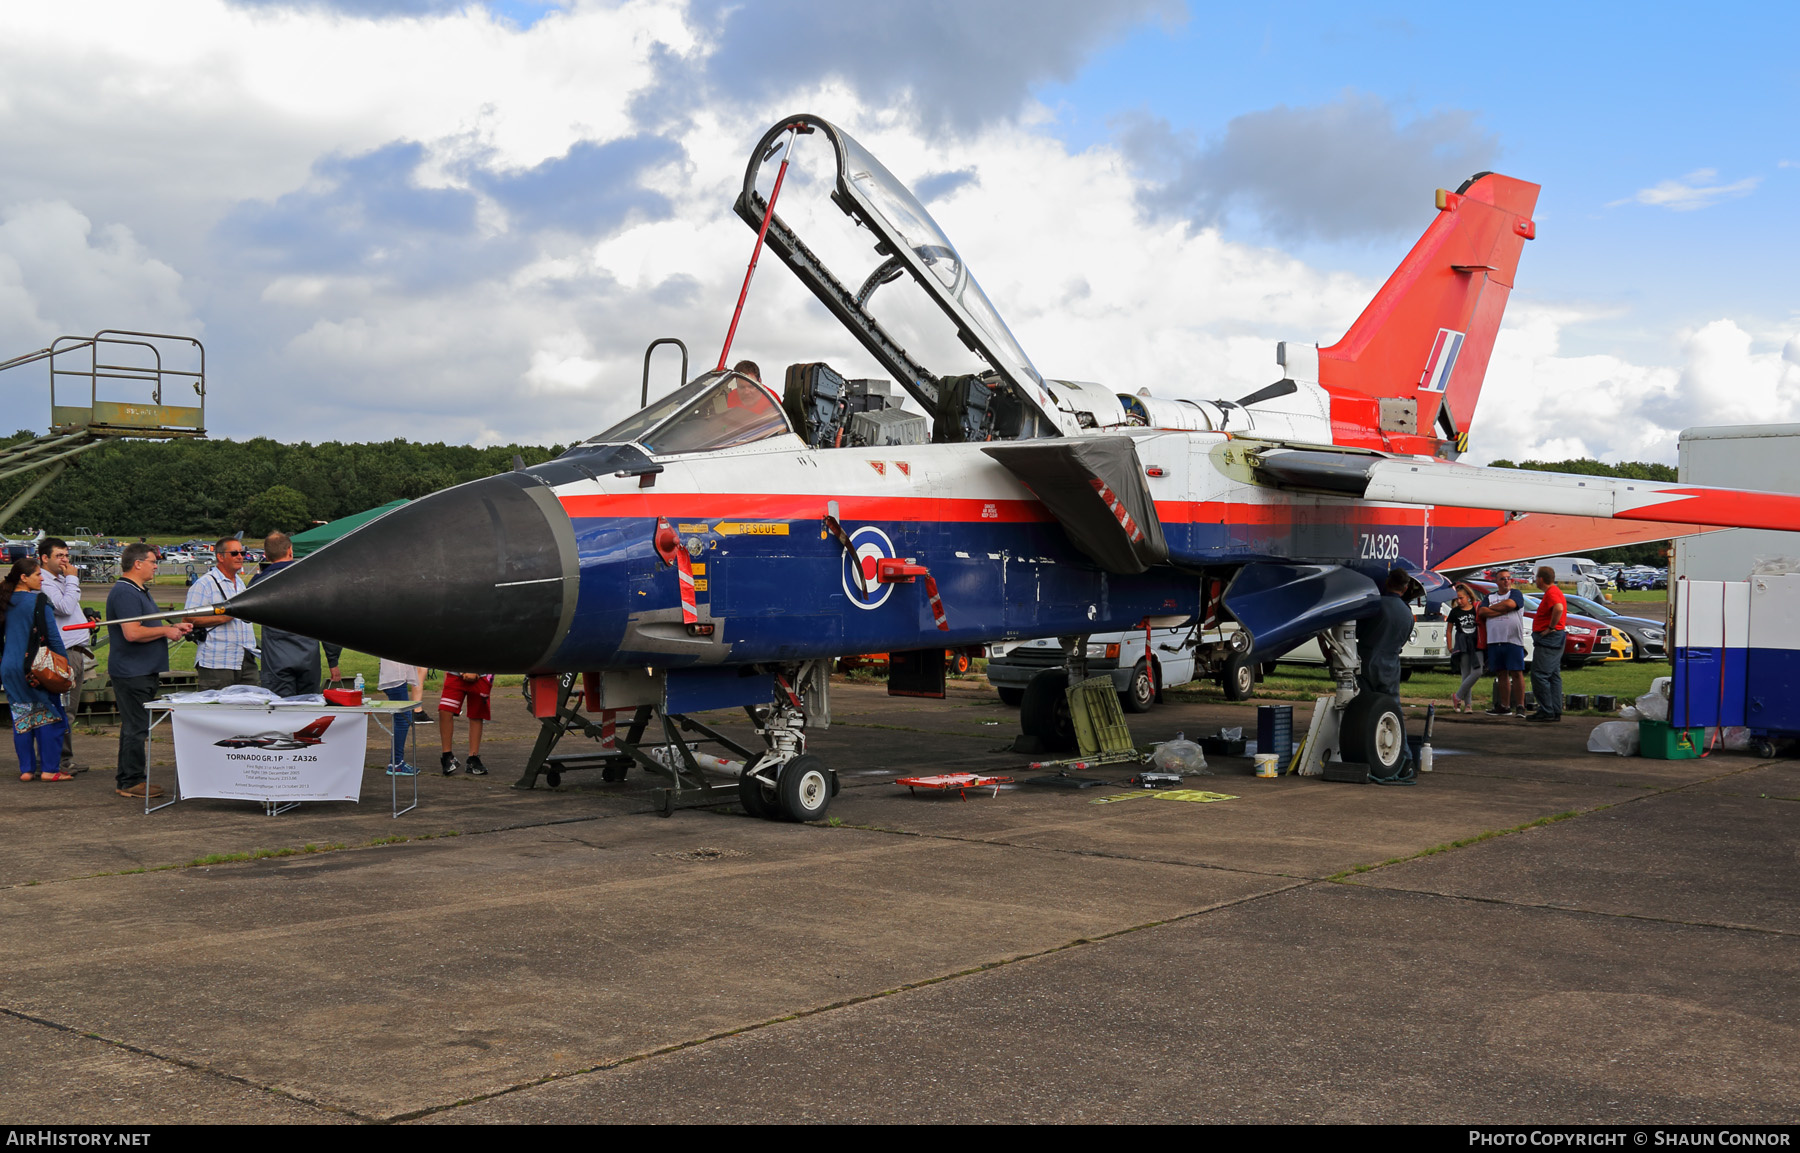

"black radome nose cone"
[226,473,578,672]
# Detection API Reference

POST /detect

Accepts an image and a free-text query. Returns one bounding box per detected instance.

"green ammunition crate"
[1639,719,1703,760]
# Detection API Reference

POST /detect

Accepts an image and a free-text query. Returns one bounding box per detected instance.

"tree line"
[0,432,566,537]
[1484,457,1679,567]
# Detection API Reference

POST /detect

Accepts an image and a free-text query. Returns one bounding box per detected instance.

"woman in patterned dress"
[1,557,72,781]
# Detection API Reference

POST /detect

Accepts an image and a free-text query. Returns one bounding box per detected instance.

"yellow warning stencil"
[716,522,789,536]
[1091,789,1238,805]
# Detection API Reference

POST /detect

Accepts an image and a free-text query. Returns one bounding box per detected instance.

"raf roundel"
[842,525,896,610]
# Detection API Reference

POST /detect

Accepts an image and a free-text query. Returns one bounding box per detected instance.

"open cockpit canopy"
[737,115,1076,440]
[582,371,792,457]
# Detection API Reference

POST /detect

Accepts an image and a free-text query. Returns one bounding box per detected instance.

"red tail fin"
[293,716,335,743]
[1318,172,1539,455]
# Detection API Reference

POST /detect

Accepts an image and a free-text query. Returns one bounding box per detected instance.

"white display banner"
[171,708,370,803]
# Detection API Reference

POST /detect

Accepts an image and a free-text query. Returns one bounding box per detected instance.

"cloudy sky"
[1,0,1794,464]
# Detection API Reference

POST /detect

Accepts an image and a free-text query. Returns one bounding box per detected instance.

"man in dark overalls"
[1357,569,1419,697]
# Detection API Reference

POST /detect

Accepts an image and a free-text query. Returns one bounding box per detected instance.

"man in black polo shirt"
[107,543,192,799]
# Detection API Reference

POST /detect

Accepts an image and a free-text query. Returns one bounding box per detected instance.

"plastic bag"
[1587,720,1641,757]
[1618,705,1640,721]
[1706,726,1752,751]
[1152,738,1209,774]
[1635,677,1671,724]
[216,684,281,704]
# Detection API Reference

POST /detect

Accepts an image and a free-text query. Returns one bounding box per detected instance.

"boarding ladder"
[0,330,206,529]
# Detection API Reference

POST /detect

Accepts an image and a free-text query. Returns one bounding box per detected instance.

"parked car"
[987,625,1203,712]
[1565,593,1666,661]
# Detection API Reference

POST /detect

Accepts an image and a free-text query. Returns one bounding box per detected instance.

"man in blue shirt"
[107,543,192,798]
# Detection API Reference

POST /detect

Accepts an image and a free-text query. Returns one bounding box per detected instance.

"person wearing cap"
[1356,568,1417,698]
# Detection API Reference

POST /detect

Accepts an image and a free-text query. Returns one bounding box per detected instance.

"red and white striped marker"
[924,574,950,632]
[675,546,698,624]
[1089,477,1144,543]
[599,708,617,751]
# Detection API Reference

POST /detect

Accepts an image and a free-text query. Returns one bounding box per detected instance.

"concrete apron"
[0,682,1791,1123]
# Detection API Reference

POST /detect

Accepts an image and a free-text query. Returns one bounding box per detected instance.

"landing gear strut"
[737,660,838,822]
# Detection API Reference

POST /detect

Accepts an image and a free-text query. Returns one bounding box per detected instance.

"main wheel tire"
[544,770,561,787]
[1340,691,1407,777]
[1019,669,1076,750]
[600,757,629,782]
[777,754,833,822]
[1221,653,1256,701]
[996,686,1025,707]
[738,765,776,818]
[949,651,973,676]
[1122,659,1155,713]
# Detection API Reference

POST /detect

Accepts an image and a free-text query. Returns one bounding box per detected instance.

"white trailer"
[1675,424,1800,583]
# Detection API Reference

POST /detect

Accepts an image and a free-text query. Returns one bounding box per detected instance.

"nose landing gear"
[738,663,838,822]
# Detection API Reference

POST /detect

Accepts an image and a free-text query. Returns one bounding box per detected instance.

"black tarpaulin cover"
[982,437,1169,574]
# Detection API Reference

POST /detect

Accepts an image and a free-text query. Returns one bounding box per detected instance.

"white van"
[1529,556,1610,599]
[986,626,1201,712]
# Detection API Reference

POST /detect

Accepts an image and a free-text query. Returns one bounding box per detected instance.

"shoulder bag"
[27,595,74,693]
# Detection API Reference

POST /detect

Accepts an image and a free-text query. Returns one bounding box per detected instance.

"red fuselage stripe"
[557,491,1506,529]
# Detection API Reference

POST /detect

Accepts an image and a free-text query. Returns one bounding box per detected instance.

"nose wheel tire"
[777,754,833,822]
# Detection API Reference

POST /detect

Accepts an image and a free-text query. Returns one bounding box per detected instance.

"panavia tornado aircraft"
[214,716,335,750]
[220,113,1800,819]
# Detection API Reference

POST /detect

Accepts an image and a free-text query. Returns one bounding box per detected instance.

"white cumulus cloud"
[0,200,195,355]
[1609,168,1760,211]
[0,0,1781,466]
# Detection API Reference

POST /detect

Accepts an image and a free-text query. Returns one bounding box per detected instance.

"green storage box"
[1639,719,1703,760]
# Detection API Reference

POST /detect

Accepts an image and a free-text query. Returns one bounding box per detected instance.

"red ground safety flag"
[675,547,698,624]
[924,575,950,632]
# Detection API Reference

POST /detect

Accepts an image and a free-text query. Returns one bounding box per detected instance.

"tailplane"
[293,716,335,743]
[1305,172,1540,456]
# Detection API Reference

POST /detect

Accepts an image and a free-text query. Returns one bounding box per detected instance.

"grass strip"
[1324,809,1582,883]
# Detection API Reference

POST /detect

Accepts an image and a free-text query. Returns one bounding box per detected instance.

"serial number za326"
[1358,533,1402,561]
